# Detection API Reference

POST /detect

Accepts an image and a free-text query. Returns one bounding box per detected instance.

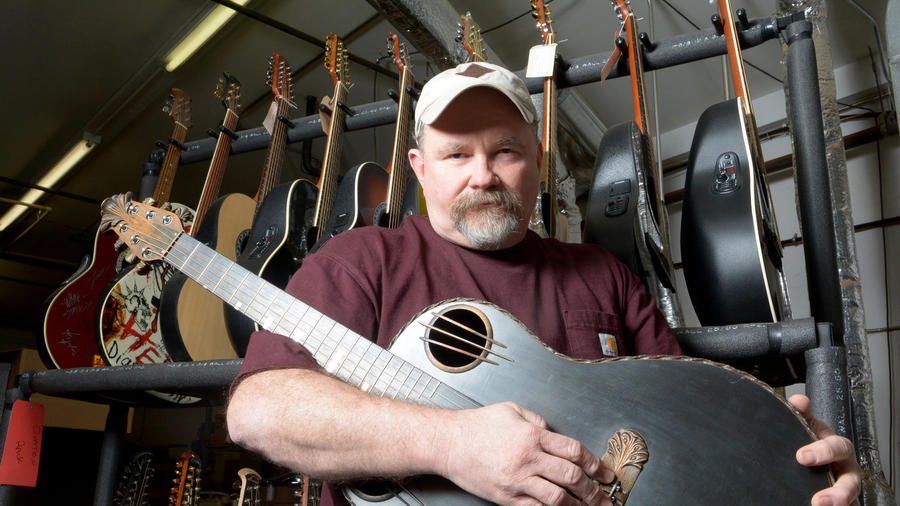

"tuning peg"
[124,252,137,264]
[142,197,157,206]
[135,261,151,275]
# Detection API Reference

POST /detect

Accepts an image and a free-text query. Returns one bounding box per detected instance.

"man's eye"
[449,153,464,159]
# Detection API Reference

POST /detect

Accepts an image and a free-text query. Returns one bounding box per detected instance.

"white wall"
[658,58,899,495]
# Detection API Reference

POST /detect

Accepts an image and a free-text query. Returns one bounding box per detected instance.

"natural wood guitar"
[160,73,255,362]
[102,192,831,505]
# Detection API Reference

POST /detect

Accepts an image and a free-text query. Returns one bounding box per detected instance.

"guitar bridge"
[597,429,648,505]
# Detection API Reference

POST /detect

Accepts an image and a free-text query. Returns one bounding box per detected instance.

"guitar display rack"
[0,12,854,506]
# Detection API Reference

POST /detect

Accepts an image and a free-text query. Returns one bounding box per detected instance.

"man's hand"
[789,394,862,506]
[438,402,615,506]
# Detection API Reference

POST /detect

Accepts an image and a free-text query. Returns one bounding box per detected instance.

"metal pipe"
[92,406,128,506]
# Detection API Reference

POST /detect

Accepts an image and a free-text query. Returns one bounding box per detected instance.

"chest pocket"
[563,310,624,359]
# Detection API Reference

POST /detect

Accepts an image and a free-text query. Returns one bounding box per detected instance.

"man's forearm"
[226,367,448,480]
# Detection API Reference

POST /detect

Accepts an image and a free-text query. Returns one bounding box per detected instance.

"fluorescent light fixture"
[0,139,96,232]
[163,0,251,72]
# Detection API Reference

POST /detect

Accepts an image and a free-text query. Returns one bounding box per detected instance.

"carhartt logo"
[456,64,494,79]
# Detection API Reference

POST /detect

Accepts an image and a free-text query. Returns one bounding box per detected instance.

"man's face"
[408,87,541,250]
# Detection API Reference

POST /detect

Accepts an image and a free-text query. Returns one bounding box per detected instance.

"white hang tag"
[526,43,558,78]
[262,100,278,135]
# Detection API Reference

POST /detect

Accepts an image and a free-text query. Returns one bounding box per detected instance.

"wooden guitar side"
[161,193,254,361]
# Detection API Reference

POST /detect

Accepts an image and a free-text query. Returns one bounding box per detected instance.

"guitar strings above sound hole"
[425,306,491,371]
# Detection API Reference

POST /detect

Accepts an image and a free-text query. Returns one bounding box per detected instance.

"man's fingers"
[538,429,615,483]
[796,435,855,466]
[516,475,612,506]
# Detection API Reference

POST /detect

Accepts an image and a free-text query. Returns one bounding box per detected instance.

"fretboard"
[385,66,413,229]
[152,122,188,205]
[163,230,476,410]
[193,108,239,230]
[255,97,292,206]
[312,81,349,238]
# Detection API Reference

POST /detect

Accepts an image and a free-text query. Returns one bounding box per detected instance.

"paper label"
[526,43,558,78]
[0,401,44,487]
[262,101,278,136]
[599,333,619,357]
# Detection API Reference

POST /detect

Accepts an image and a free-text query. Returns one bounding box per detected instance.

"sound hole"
[426,306,491,372]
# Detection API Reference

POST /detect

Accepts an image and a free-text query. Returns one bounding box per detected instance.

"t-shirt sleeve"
[234,238,382,387]
[619,263,684,356]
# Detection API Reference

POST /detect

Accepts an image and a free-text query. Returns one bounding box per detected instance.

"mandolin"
[101,192,830,505]
[681,2,787,326]
[222,52,320,358]
[168,451,201,506]
[227,38,351,355]
[527,0,567,241]
[159,73,255,362]
[582,0,683,328]
[39,90,192,371]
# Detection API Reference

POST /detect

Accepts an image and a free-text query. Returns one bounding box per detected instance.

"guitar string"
[132,218,476,409]
[193,108,238,232]
[315,80,347,238]
[153,122,188,205]
[387,65,412,227]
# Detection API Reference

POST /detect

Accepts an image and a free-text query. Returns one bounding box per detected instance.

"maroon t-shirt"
[234,216,682,504]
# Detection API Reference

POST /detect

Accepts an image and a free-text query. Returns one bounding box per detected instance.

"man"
[227,62,860,505]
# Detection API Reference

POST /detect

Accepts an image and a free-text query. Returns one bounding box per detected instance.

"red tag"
[0,400,44,487]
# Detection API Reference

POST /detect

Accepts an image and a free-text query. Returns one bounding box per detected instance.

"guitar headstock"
[611,0,633,23]
[531,0,555,44]
[163,88,192,128]
[266,52,295,104]
[386,32,409,73]
[456,11,486,62]
[234,467,262,506]
[113,451,154,506]
[324,32,350,86]
[215,72,242,113]
[100,193,184,263]
[169,451,202,506]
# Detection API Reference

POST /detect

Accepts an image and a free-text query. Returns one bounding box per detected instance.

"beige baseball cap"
[414,62,537,139]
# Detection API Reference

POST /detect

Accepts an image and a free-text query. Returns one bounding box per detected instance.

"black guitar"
[113,451,154,506]
[681,0,786,327]
[582,0,683,328]
[223,52,311,356]
[101,192,830,505]
[226,39,350,356]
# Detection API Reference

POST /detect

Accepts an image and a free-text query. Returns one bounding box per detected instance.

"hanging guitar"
[582,0,683,329]
[112,451,155,506]
[168,451,202,506]
[528,0,568,241]
[102,192,831,505]
[681,2,789,343]
[222,52,311,357]
[159,73,256,362]
[233,468,262,506]
[39,90,192,371]
[226,32,350,356]
[456,11,487,63]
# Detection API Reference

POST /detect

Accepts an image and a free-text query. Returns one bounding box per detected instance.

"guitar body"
[682,98,781,326]
[225,179,318,356]
[344,299,829,505]
[40,227,121,369]
[160,193,255,361]
[324,161,389,236]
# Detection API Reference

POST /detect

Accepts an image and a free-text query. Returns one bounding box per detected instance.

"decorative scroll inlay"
[599,429,648,504]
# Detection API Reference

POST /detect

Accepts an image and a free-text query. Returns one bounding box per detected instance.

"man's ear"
[409,148,425,184]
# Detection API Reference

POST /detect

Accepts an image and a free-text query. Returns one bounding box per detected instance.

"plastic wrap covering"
[776,2,894,502]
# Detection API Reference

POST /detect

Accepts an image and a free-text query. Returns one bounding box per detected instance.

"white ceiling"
[0,0,888,338]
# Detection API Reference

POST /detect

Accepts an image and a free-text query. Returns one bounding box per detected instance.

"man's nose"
[467,156,497,189]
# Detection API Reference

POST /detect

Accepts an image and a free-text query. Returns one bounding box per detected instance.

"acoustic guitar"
[234,467,261,506]
[582,0,683,328]
[112,451,154,506]
[39,90,191,370]
[681,0,787,326]
[222,52,316,356]
[101,192,831,505]
[456,11,487,64]
[159,73,255,362]
[168,451,201,506]
[227,37,351,355]
[527,0,567,241]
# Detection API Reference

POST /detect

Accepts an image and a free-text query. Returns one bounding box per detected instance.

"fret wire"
[376,355,404,398]
[360,350,389,393]
[392,363,415,400]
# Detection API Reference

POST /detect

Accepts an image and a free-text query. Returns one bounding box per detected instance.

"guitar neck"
[385,66,414,228]
[152,122,188,204]
[161,228,474,410]
[718,0,754,120]
[255,97,292,205]
[193,109,239,231]
[312,81,349,238]
[536,53,559,239]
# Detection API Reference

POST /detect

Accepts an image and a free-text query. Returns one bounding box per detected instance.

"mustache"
[450,189,522,215]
